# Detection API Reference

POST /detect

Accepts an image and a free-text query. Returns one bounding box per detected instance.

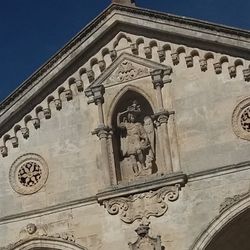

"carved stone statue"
[128,223,162,250]
[117,100,155,179]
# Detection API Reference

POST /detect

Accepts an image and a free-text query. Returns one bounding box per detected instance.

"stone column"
[92,126,113,186]
[86,85,114,186]
[151,69,173,173]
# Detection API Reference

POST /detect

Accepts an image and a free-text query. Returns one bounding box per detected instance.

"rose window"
[18,162,42,187]
[240,107,250,132]
[9,154,48,195]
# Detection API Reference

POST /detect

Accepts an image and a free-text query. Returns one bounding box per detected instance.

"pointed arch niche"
[110,89,157,183]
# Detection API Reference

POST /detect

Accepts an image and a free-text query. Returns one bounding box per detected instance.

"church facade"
[0,1,250,249]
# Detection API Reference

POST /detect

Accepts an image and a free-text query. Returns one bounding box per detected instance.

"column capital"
[92,125,112,139]
[153,110,175,126]
[150,67,172,89]
[85,85,105,105]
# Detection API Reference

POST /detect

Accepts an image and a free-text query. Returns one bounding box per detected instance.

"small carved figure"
[117,100,155,177]
[129,223,162,250]
[26,223,37,235]
[20,223,47,240]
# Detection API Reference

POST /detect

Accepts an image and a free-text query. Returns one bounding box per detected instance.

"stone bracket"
[98,173,187,224]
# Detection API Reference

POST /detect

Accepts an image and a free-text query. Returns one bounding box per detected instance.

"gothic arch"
[107,85,155,127]
[191,194,250,250]
[7,237,87,250]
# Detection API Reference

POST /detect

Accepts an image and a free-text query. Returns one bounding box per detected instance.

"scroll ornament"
[103,184,180,223]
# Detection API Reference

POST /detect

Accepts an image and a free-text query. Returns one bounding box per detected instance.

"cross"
[112,0,136,6]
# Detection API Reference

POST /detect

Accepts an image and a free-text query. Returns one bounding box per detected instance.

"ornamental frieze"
[103,184,180,223]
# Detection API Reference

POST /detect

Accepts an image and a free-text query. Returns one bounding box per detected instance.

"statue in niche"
[117,100,155,178]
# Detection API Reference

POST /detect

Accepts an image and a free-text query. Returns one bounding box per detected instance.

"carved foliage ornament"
[107,60,149,84]
[103,184,180,223]
[232,97,250,140]
[9,153,49,195]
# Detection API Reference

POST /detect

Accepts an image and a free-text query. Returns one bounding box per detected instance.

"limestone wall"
[0,168,249,250]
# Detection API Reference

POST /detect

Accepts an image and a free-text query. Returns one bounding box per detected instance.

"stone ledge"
[96,172,187,204]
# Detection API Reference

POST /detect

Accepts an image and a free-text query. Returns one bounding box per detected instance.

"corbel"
[214,62,222,74]
[54,99,62,110]
[144,46,152,59]
[243,69,250,82]
[43,108,51,119]
[199,59,207,71]
[157,49,166,62]
[228,65,236,78]
[75,79,84,92]
[130,43,138,55]
[171,52,179,65]
[0,146,8,157]
[98,60,106,72]
[185,56,193,68]
[21,127,29,139]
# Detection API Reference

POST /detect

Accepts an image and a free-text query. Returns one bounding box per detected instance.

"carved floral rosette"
[232,97,250,140]
[103,184,180,223]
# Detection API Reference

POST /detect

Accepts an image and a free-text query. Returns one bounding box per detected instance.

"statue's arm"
[117,111,126,128]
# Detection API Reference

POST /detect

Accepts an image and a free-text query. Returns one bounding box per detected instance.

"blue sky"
[0,0,249,102]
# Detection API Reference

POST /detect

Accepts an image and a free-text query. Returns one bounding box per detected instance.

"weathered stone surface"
[0,3,250,250]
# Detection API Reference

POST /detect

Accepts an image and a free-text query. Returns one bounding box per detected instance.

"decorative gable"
[85,53,171,92]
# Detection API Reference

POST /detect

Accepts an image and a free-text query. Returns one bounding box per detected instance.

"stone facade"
[0,2,250,250]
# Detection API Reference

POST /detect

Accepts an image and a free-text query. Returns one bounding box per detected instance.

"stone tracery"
[232,97,250,140]
[9,154,49,195]
[18,162,42,188]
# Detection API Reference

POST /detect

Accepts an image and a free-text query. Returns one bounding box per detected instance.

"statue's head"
[128,112,136,123]
[26,223,37,235]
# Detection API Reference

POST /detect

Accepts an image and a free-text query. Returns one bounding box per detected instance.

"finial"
[112,0,136,6]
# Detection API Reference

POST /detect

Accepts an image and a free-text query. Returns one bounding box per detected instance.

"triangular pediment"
[86,53,170,91]
[0,3,249,139]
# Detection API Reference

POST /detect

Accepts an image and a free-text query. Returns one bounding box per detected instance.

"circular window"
[9,154,48,195]
[232,97,250,141]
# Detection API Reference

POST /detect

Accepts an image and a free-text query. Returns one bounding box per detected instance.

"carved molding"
[220,191,250,213]
[232,97,250,140]
[0,236,76,250]
[0,223,76,250]
[103,184,180,223]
